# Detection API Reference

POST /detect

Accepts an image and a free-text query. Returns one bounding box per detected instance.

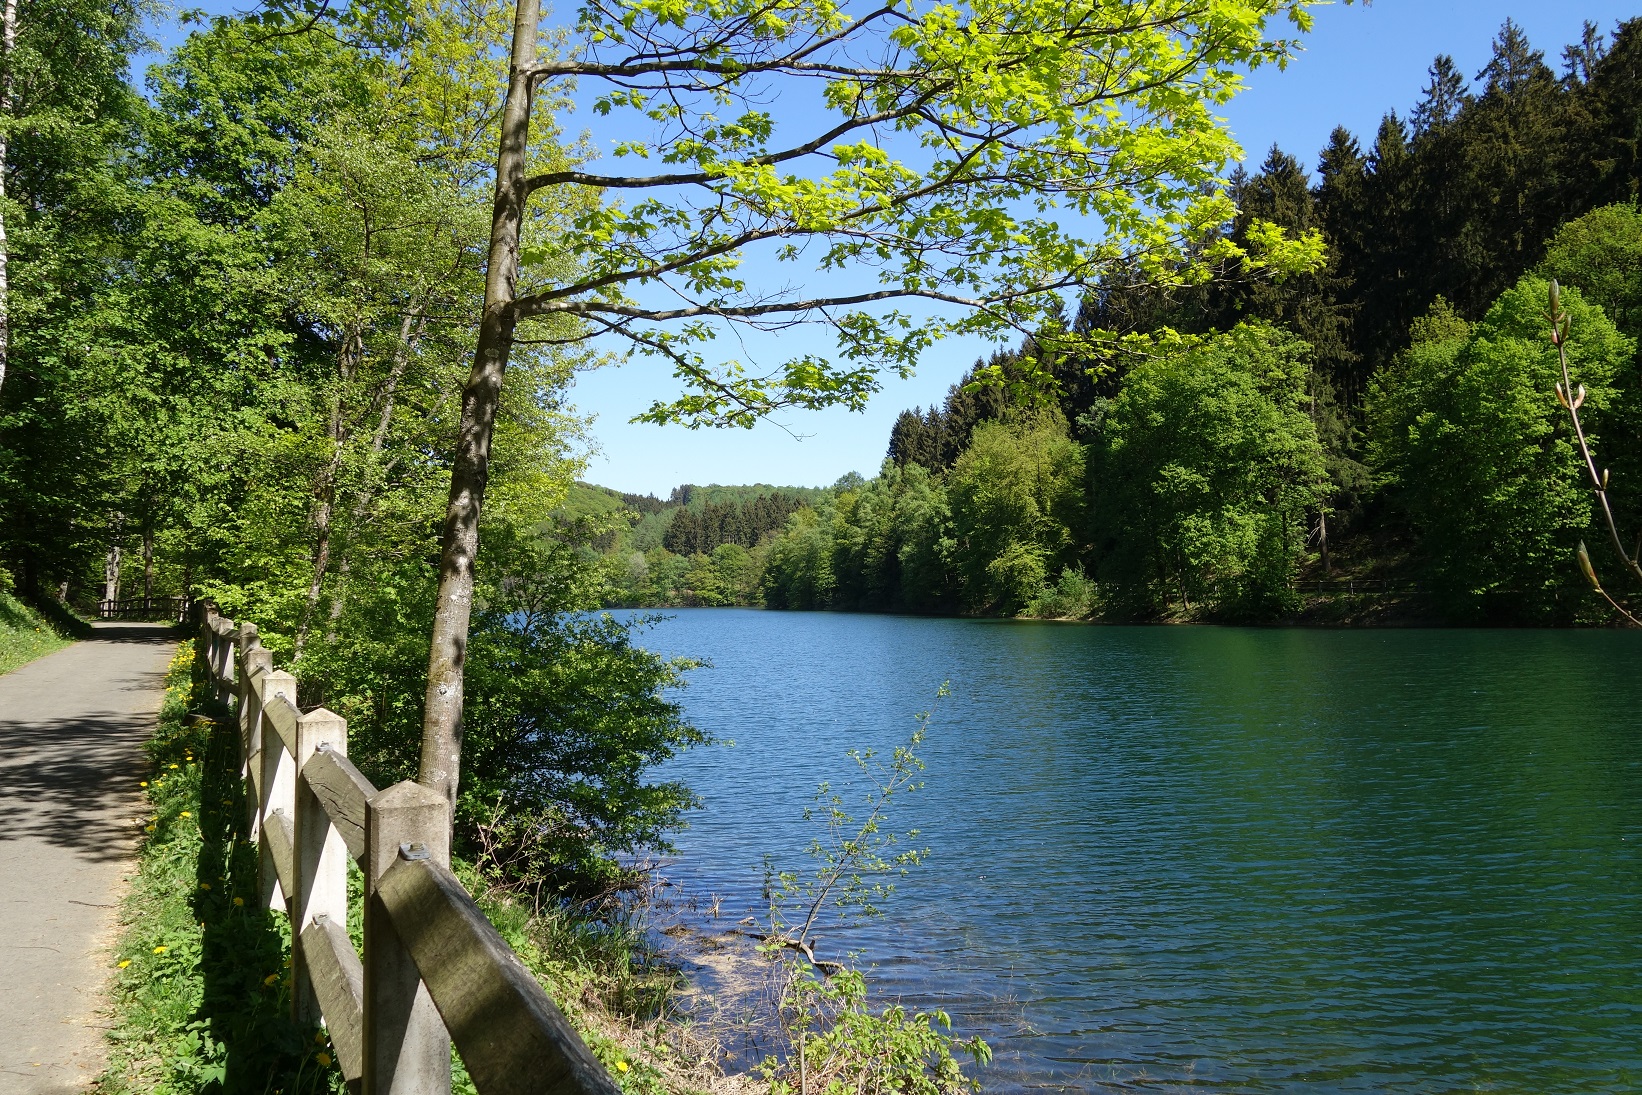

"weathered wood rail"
[99,595,192,622]
[196,604,622,1095]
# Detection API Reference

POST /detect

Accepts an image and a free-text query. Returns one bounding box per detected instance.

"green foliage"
[1539,204,1642,341]
[302,534,707,895]
[0,591,75,676]
[100,644,342,1094]
[1090,325,1328,619]
[946,413,1085,615]
[1369,277,1636,619]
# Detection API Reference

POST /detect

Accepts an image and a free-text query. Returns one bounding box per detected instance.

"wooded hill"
[589,18,1642,624]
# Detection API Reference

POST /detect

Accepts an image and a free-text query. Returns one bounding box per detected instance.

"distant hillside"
[559,480,835,553]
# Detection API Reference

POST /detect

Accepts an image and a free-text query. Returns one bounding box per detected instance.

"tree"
[1410,55,1470,135]
[946,412,1084,614]
[1368,278,1635,619]
[1090,324,1327,618]
[404,0,1336,809]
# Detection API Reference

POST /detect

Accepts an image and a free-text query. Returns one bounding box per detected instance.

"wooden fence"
[100,595,192,622]
[196,604,622,1095]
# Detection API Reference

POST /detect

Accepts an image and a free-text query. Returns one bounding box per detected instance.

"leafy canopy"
[266,0,1335,427]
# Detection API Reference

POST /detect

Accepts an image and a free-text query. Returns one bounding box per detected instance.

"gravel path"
[0,623,175,1094]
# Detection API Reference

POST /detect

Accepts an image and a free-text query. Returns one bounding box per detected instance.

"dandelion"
[144,826,155,834]
[616,1060,629,1073]
[199,882,211,891]
[234,897,244,907]
[316,1053,332,1068]
[168,764,178,770]
[263,973,279,987]
[117,960,131,969]
[180,811,190,818]
[153,946,167,954]
[315,1033,327,1045]
[139,781,148,788]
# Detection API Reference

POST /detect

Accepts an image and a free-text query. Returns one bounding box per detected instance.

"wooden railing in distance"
[99,595,192,622]
[195,603,622,1095]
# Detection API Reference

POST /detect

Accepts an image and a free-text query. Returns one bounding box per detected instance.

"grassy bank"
[96,643,731,1095]
[0,589,76,674]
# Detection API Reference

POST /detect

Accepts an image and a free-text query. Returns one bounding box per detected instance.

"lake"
[622,608,1642,1092]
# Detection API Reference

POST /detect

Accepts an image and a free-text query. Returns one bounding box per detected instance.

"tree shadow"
[182,713,336,1093]
[0,711,151,863]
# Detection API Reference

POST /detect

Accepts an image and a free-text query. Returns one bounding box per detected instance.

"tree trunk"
[294,329,363,660]
[418,0,538,813]
[0,0,17,398]
[142,523,154,600]
[104,544,121,604]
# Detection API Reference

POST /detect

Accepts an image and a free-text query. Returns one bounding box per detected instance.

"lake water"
[622,608,1642,1092]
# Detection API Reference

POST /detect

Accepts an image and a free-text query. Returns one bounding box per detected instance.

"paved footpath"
[0,623,176,1094]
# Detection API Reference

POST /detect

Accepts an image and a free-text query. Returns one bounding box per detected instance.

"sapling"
[1548,279,1642,624]
[756,684,991,1095]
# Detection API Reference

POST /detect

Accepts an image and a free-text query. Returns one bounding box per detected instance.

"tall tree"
[406,0,1337,808]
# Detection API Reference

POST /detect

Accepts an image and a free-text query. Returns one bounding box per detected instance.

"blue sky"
[569,0,1641,496]
[142,1,1641,496]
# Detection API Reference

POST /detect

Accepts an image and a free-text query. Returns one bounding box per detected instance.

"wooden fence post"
[258,669,299,910]
[240,645,273,841]
[293,707,350,1026]
[363,781,452,1095]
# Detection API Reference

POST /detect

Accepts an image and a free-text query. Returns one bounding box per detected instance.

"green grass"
[97,643,342,1095]
[97,644,719,1095]
[0,591,75,675]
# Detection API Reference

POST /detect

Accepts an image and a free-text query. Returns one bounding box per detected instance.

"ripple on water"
[623,610,1642,1093]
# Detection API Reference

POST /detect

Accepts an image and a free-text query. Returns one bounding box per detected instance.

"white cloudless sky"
[143,0,1642,496]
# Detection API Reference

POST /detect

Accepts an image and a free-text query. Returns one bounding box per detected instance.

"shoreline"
[600,598,1635,630]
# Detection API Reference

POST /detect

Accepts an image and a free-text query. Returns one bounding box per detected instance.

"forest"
[592,18,1642,625]
[3,0,1639,1087]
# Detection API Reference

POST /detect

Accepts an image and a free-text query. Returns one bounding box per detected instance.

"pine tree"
[1411,55,1470,135]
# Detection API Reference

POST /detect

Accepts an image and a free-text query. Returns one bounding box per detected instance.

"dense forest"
[0,0,707,891]
[590,17,1642,624]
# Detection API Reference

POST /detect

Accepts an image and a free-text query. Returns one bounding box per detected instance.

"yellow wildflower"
[153,946,167,954]
[118,960,131,969]
[168,764,178,769]
[139,781,148,788]
[234,897,245,907]
[315,1033,327,1045]
[263,973,278,986]
[144,826,155,834]
[180,811,190,818]
[199,882,211,891]
[616,1061,629,1074]
[316,1053,332,1068]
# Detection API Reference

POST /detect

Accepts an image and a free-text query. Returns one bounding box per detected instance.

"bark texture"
[418,0,539,813]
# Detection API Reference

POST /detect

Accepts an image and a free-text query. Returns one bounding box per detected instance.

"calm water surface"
[623,609,1642,1092]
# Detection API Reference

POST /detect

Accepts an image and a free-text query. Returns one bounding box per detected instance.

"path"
[0,623,176,1094]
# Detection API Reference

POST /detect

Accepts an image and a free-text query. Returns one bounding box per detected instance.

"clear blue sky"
[141,1,1642,496]
[569,0,1641,496]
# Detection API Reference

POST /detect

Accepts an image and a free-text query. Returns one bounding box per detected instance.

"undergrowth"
[0,587,76,675]
[97,642,727,1094]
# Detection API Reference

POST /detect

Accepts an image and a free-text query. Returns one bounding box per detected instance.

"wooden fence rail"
[196,603,622,1095]
[99,595,192,622]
